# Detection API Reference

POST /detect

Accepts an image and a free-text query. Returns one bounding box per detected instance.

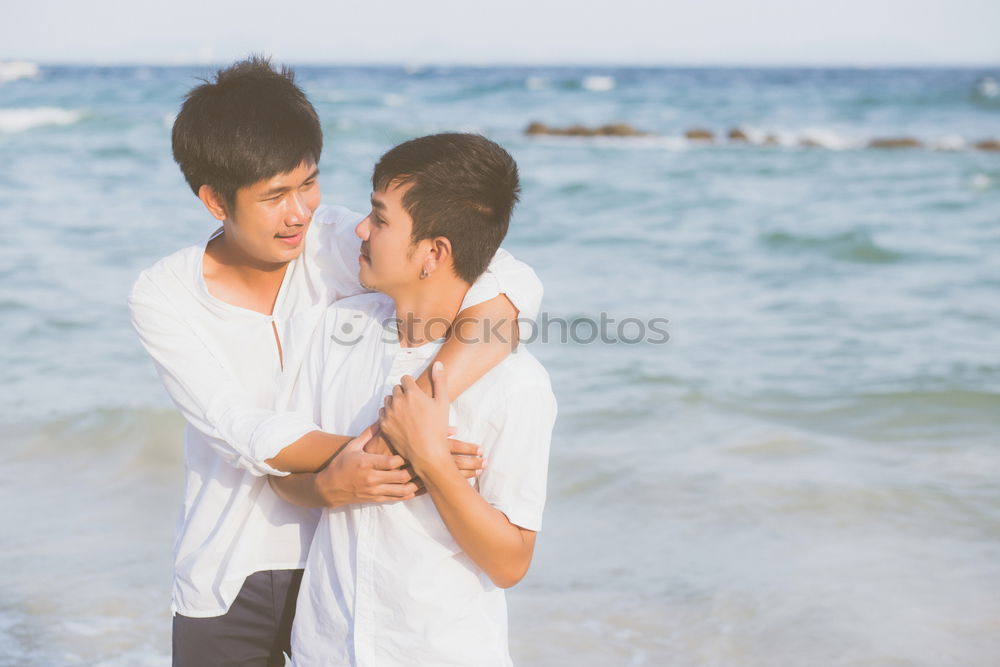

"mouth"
[359,243,370,263]
[275,232,303,246]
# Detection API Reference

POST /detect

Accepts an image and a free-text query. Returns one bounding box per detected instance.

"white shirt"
[287,293,556,667]
[127,204,543,617]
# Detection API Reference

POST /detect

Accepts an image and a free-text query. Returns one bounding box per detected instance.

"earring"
[419,267,429,279]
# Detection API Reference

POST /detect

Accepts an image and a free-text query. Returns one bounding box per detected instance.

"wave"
[382,93,406,107]
[0,61,39,84]
[975,76,999,99]
[971,172,998,191]
[582,75,615,92]
[0,106,83,133]
[760,229,907,264]
[9,407,183,471]
[525,76,549,91]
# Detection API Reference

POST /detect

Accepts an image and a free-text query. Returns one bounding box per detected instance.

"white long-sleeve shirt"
[286,293,556,667]
[127,204,543,617]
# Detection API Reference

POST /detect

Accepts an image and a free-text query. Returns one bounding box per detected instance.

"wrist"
[315,470,350,508]
[409,445,455,481]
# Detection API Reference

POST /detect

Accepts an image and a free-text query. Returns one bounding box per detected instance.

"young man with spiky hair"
[129,59,540,666]
[277,134,555,667]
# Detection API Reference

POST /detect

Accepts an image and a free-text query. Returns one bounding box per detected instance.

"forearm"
[416,295,518,399]
[268,473,326,508]
[417,454,535,588]
[265,430,351,473]
[269,427,418,509]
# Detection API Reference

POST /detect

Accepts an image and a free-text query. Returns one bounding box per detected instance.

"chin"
[357,268,375,291]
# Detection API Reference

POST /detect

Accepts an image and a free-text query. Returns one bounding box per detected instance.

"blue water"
[1,64,999,666]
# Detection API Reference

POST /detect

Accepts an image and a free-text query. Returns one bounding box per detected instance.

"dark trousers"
[173,569,304,667]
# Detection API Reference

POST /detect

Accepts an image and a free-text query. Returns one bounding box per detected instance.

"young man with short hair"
[276,133,555,666]
[129,58,541,666]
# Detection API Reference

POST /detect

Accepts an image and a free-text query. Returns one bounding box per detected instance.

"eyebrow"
[369,195,386,210]
[259,168,320,199]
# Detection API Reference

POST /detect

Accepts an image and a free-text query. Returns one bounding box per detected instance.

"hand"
[363,427,396,457]
[314,426,419,506]
[447,438,485,479]
[379,361,452,472]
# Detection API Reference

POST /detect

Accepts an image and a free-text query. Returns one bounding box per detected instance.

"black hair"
[372,133,520,284]
[171,55,322,207]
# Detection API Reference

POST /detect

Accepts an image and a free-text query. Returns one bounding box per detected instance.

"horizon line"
[3,58,999,70]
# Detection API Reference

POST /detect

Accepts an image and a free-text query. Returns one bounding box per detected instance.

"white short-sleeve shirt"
[127,205,543,617]
[286,293,557,667]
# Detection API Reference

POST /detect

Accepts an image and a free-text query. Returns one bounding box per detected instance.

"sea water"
[1,65,999,665]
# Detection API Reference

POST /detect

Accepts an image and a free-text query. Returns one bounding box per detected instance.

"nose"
[355,214,371,241]
[286,191,311,225]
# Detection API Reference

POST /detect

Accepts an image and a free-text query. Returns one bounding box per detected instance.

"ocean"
[1,63,999,665]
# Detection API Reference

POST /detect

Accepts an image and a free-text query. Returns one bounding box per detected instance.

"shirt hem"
[170,560,308,618]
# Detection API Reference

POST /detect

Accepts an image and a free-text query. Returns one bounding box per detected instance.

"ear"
[423,236,453,276]
[197,185,229,222]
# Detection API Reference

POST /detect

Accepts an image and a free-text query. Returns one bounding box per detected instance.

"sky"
[2,0,999,66]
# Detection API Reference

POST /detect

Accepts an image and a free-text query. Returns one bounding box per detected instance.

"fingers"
[374,468,417,485]
[431,361,448,401]
[452,454,484,472]
[368,484,420,502]
[447,425,458,437]
[345,427,375,453]
[365,453,406,471]
[400,375,418,394]
[371,481,420,498]
[448,438,482,457]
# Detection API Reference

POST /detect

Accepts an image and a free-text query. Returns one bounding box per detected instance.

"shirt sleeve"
[477,382,557,532]
[460,248,544,330]
[128,273,319,477]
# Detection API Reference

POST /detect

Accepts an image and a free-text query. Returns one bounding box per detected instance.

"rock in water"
[685,128,715,142]
[868,137,923,149]
[973,139,1000,151]
[728,128,749,142]
[524,122,650,137]
[525,122,550,136]
[598,123,644,137]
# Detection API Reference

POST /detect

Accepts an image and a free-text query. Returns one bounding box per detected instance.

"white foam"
[977,76,999,99]
[582,75,615,92]
[526,76,548,91]
[932,135,966,151]
[797,127,857,150]
[730,125,768,144]
[729,126,858,150]
[971,173,991,190]
[382,93,406,107]
[0,61,40,84]
[0,107,83,133]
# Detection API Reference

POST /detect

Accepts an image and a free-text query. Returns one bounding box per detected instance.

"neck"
[389,275,470,348]
[203,233,290,315]
[208,232,289,277]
